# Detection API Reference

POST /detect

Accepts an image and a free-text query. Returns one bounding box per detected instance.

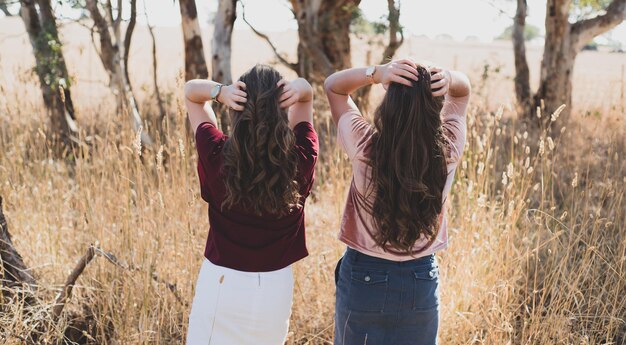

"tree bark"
[515,0,625,127]
[243,0,359,87]
[85,0,153,146]
[353,0,403,115]
[289,0,361,84]
[0,196,37,295]
[571,0,626,52]
[212,0,236,131]
[533,0,574,126]
[513,0,532,114]
[19,0,78,147]
[179,0,208,81]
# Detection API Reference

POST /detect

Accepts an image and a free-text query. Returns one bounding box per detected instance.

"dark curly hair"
[368,66,448,253]
[221,65,300,216]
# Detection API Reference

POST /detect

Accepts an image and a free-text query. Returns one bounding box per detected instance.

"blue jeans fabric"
[334,247,440,345]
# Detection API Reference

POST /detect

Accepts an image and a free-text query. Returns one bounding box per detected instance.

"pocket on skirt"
[347,268,388,313]
[412,265,440,311]
[334,257,343,285]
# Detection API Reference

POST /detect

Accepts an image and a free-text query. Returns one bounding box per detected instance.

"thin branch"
[240,0,298,71]
[93,247,186,306]
[50,244,188,321]
[482,0,515,19]
[142,3,166,123]
[123,0,137,89]
[51,246,96,320]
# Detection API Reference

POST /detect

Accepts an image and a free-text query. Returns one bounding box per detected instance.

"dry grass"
[0,18,625,344]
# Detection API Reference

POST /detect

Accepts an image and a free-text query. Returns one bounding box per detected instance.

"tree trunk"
[0,196,37,296]
[353,0,403,115]
[515,0,625,127]
[179,0,208,81]
[19,0,78,147]
[513,0,532,115]
[86,0,153,146]
[532,0,574,126]
[212,0,236,132]
[289,0,361,84]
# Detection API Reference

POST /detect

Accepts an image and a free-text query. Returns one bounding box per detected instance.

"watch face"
[211,84,221,98]
[366,66,375,77]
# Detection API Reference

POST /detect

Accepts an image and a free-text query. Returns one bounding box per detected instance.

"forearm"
[184,79,221,104]
[292,78,313,102]
[184,79,219,131]
[447,71,471,98]
[324,67,372,96]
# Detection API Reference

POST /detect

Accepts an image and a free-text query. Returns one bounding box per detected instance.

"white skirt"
[186,258,294,345]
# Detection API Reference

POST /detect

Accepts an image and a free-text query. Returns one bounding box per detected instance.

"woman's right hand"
[373,59,419,89]
[217,81,247,111]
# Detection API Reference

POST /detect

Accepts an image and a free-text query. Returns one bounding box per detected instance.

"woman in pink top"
[324,59,470,344]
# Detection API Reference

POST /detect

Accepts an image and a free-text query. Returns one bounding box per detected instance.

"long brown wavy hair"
[367,66,448,253]
[222,65,300,216]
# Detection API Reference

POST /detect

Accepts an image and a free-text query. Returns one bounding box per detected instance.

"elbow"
[184,79,203,102]
[459,72,471,97]
[183,80,194,101]
[300,78,314,100]
[323,74,335,94]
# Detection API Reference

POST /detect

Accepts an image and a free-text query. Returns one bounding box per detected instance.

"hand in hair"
[373,59,419,90]
[277,78,313,109]
[217,81,248,111]
[428,66,451,97]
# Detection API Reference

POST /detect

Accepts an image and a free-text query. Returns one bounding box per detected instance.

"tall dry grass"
[0,63,624,344]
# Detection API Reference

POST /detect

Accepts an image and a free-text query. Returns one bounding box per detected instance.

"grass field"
[0,18,625,344]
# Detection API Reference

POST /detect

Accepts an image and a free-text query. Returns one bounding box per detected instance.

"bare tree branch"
[51,244,187,321]
[571,0,626,50]
[51,246,96,321]
[240,0,298,72]
[86,0,115,72]
[142,2,166,127]
[123,0,137,91]
[380,0,403,64]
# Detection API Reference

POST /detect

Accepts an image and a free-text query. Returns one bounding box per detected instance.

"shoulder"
[196,122,227,156]
[293,121,319,157]
[338,110,375,147]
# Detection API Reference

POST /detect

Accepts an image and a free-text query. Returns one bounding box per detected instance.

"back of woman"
[325,59,471,344]
[184,64,318,344]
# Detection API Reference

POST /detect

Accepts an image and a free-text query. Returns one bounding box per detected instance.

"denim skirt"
[334,247,440,345]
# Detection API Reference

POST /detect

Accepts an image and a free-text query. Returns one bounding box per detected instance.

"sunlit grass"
[0,69,624,344]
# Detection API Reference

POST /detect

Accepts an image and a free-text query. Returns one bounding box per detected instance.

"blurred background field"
[0,1,625,344]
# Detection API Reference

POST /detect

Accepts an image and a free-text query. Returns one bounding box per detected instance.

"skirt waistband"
[344,247,436,267]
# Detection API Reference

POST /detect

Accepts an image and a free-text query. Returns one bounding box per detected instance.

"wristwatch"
[210,84,223,103]
[365,65,377,83]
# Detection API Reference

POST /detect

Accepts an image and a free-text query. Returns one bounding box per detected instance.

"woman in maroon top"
[184,65,318,344]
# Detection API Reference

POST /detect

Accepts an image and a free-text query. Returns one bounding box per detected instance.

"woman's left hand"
[429,66,451,97]
[277,79,302,108]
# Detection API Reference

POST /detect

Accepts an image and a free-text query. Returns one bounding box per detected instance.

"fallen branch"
[94,247,187,306]
[50,244,187,321]
[51,246,96,321]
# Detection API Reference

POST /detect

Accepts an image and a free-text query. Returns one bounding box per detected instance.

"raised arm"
[323,59,419,124]
[183,79,247,133]
[277,78,314,128]
[445,70,471,99]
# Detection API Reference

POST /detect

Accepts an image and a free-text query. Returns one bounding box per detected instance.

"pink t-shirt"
[337,93,469,261]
